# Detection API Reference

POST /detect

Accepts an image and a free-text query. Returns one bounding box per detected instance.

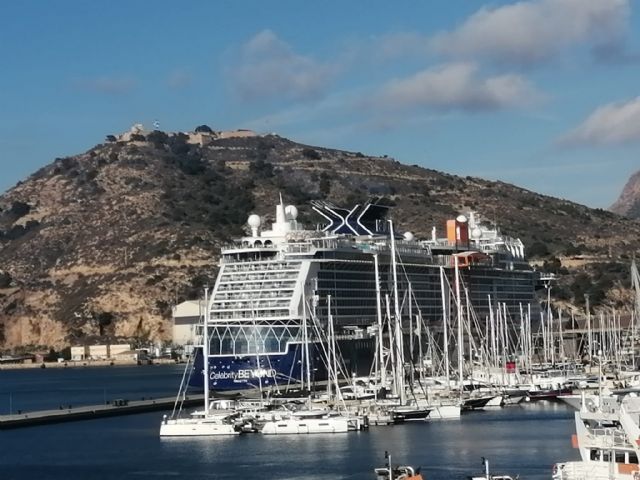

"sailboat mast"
[385,294,396,395]
[374,254,386,386]
[302,289,311,390]
[203,287,210,416]
[454,255,463,394]
[327,295,334,397]
[389,220,405,404]
[439,267,450,388]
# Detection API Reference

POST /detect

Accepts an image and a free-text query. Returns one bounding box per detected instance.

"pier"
[0,394,204,430]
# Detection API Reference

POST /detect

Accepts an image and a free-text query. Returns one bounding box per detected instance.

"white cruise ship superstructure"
[189,197,542,392]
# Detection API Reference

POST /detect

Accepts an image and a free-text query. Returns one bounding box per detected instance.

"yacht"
[552,394,640,480]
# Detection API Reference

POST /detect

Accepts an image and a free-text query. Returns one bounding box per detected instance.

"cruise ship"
[190,197,542,392]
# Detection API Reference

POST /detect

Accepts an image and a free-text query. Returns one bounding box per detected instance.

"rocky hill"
[611,169,640,219]
[0,127,638,351]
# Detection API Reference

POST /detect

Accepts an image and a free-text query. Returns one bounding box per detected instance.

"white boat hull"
[261,417,350,435]
[159,419,239,437]
[428,404,461,420]
[553,460,637,480]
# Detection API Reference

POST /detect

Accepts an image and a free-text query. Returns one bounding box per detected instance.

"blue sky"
[1,0,639,208]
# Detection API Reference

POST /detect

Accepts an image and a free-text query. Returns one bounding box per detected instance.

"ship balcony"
[216,284,296,294]
[212,300,291,310]
[222,262,301,273]
[214,291,294,302]
[217,279,298,289]
[210,312,291,321]
[219,272,299,282]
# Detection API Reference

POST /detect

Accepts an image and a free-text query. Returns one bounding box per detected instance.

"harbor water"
[0,365,578,480]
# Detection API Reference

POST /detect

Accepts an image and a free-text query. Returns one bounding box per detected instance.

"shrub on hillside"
[528,241,550,258]
[249,157,274,178]
[9,201,31,218]
[147,130,169,147]
[0,271,12,288]
[302,148,321,160]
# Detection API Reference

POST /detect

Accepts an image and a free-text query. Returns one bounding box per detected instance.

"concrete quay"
[0,358,179,370]
[0,394,204,430]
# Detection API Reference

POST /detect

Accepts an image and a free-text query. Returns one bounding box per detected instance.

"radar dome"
[247,214,261,228]
[403,232,414,241]
[285,205,298,220]
[471,227,482,239]
[456,214,468,223]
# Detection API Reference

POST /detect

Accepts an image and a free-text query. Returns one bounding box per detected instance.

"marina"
[0,378,577,480]
[2,2,640,479]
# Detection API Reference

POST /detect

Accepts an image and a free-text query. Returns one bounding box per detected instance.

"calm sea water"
[0,364,185,414]
[0,365,579,480]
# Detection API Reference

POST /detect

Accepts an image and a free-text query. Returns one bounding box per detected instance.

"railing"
[553,461,612,480]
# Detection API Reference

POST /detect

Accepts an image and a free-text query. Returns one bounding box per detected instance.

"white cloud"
[560,97,640,146]
[372,63,543,112]
[431,0,629,65]
[229,30,338,102]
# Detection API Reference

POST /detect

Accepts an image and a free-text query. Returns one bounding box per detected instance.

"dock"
[0,394,204,430]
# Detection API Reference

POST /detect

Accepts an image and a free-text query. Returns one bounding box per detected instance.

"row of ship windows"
[590,449,637,464]
[222,262,301,273]
[317,272,438,282]
[316,280,441,290]
[211,310,290,320]
[317,274,533,286]
[219,273,299,283]
[210,338,286,355]
[217,282,297,292]
[317,266,535,283]
[316,289,443,300]
[212,300,291,310]
[215,291,294,301]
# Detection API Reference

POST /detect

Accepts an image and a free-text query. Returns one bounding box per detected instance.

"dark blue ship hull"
[189,337,376,392]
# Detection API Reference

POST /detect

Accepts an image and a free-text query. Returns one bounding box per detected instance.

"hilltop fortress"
[116,123,258,146]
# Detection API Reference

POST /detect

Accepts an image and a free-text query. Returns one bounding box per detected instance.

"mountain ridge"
[0,127,638,351]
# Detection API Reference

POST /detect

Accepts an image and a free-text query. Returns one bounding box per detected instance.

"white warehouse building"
[172,300,204,347]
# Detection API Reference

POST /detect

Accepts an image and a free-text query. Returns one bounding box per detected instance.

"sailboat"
[160,288,240,437]
[260,294,363,434]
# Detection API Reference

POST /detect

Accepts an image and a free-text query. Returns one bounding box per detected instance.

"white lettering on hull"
[209,368,277,381]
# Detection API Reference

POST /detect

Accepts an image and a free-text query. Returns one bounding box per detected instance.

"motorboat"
[552,393,640,480]
[260,410,351,435]
[374,452,424,480]
[468,458,518,480]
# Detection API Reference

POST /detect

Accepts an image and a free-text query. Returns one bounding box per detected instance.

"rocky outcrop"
[611,170,640,219]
